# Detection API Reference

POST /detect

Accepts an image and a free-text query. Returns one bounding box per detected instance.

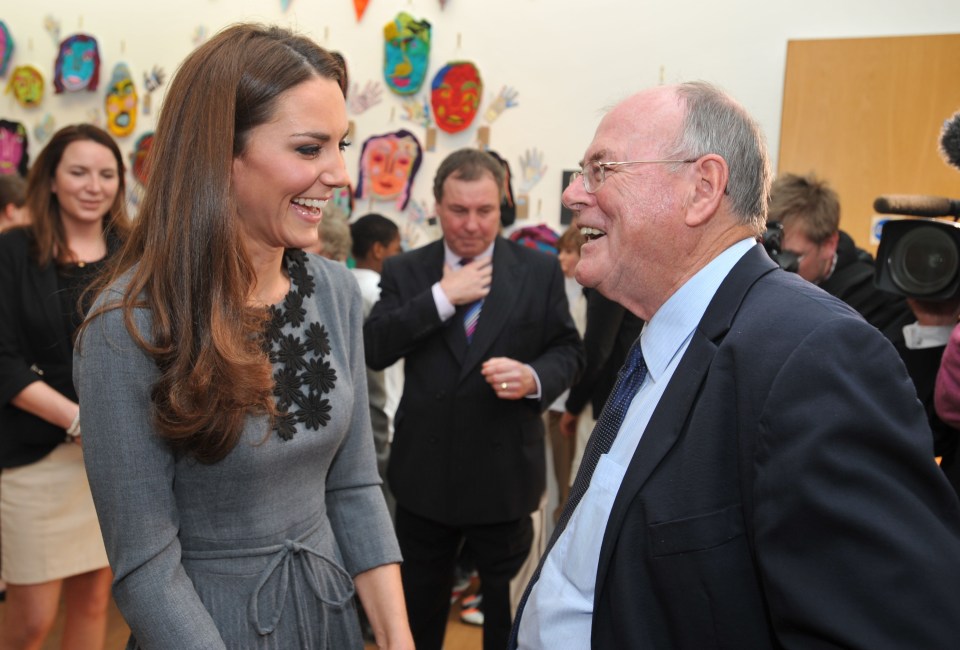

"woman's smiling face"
[231,75,351,257]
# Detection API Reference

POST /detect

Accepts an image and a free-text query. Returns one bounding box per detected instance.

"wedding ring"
[501,382,508,390]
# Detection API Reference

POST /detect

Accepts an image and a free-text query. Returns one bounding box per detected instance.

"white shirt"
[517,238,756,649]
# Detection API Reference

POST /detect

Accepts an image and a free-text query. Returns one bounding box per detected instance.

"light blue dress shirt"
[517,238,755,649]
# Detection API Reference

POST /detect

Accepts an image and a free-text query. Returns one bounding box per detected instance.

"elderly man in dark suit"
[511,82,960,649]
[364,149,583,650]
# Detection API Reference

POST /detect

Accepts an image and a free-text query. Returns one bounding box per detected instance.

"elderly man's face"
[562,88,688,314]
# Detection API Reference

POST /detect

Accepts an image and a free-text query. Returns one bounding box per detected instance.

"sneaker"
[460,605,484,626]
[450,575,471,604]
[461,593,482,610]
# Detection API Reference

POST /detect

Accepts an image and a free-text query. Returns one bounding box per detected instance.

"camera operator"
[768,172,915,344]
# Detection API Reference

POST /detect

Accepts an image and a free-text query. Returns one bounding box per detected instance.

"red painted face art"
[430,62,482,134]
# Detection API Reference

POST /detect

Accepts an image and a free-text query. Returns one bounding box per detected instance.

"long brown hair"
[25,124,130,266]
[85,24,345,463]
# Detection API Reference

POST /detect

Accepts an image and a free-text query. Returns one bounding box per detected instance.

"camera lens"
[888,224,960,296]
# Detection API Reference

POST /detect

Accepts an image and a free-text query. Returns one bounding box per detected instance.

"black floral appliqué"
[266,249,338,441]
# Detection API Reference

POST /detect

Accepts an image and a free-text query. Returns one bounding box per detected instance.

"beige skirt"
[1,443,109,584]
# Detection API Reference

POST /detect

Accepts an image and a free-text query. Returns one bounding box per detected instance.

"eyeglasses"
[570,158,698,193]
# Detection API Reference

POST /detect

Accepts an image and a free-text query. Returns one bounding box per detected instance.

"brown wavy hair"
[25,124,130,266]
[83,24,345,463]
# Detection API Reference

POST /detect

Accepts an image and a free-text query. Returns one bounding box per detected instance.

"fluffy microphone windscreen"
[940,111,960,171]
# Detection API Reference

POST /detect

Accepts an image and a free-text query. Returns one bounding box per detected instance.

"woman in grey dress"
[74,24,413,649]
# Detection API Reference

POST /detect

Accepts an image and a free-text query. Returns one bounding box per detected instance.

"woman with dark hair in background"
[0,124,129,649]
[75,24,412,649]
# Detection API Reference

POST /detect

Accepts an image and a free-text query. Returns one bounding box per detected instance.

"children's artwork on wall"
[399,95,431,129]
[85,107,103,128]
[43,15,60,46]
[281,0,293,12]
[347,80,383,115]
[484,86,519,124]
[486,149,517,228]
[383,13,431,96]
[355,129,423,210]
[130,132,154,186]
[430,62,482,134]
[332,185,353,218]
[142,66,165,115]
[0,21,14,77]
[33,114,56,144]
[0,120,29,177]
[354,0,371,22]
[6,65,45,107]
[54,34,100,93]
[105,63,138,137]
[439,0,449,9]
[518,147,547,194]
[192,26,208,48]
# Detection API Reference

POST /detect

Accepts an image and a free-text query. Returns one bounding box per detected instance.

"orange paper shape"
[354,0,370,21]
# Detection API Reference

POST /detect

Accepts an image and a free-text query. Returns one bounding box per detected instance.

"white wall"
[4,0,960,237]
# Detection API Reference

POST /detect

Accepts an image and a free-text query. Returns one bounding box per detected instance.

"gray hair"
[667,81,771,235]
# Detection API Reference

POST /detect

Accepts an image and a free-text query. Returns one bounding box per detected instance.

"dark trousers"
[395,505,533,650]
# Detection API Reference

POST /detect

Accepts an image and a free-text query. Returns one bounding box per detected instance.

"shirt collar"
[641,238,755,381]
[444,240,496,267]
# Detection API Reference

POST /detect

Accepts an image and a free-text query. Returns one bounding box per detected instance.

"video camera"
[873,110,960,300]
[761,221,799,273]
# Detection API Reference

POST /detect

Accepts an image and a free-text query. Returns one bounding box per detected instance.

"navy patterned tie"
[510,338,647,646]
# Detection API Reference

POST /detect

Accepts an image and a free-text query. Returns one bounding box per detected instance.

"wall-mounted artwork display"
[383,12,431,96]
[0,21,14,77]
[6,65,45,107]
[33,113,55,144]
[54,34,100,93]
[0,119,29,176]
[355,129,423,210]
[130,132,154,185]
[105,63,137,137]
[354,0,371,22]
[430,61,482,134]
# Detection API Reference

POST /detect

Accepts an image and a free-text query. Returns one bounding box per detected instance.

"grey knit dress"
[75,251,400,649]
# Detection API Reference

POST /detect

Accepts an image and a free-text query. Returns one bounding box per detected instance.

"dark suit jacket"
[364,237,583,525]
[0,228,78,467]
[564,289,644,418]
[527,246,960,648]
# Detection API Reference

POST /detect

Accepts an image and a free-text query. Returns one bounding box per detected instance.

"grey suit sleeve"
[754,317,960,648]
[75,305,226,649]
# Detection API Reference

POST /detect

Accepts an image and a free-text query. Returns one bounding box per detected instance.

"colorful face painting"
[54,34,100,93]
[355,129,423,210]
[430,62,482,134]
[5,65,45,108]
[0,21,14,77]
[105,63,138,137]
[130,132,154,186]
[0,120,29,177]
[383,13,431,96]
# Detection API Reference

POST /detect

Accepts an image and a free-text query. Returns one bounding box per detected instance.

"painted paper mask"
[6,65,44,107]
[54,34,100,93]
[430,62,482,134]
[105,63,138,137]
[0,21,14,77]
[130,132,154,186]
[355,129,423,210]
[383,12,431,96]
[0,120,29,177]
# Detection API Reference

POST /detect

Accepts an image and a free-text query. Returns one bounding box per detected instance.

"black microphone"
[941,110,960,171]
[873,194,960,218]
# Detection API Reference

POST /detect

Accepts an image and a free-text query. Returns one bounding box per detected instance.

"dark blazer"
[364,237,583,525]
[564,289,643,418]
[520,245,960,648]
[0,228,76,467]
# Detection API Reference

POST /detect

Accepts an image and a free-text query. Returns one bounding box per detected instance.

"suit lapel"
[459,238,524,382]
[593,245,778,596]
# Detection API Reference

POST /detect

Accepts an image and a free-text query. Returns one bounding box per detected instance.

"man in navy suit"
[512,82,960,649]
[364,149,582,650]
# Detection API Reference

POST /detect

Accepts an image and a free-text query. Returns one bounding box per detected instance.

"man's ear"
[822,230,840,256]
[371,241,386,261]
[684,154,728,228]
